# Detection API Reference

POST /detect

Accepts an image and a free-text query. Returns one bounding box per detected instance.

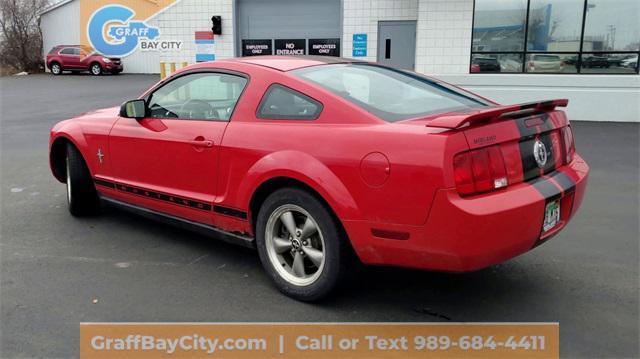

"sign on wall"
[80,1,183,58]
[308,38,340,57]
[195,31,215,62]
[352,33,367,57]
[242,39,273,56]
[274,39,305,55]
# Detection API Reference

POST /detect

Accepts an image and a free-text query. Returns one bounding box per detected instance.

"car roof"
[231,55,365,71]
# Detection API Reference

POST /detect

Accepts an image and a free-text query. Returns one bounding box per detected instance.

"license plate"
[542,200,561,232]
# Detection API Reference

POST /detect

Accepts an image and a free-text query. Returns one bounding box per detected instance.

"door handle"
[186,139,213,148]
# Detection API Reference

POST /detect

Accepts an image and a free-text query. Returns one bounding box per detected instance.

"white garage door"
[236,0,341,57]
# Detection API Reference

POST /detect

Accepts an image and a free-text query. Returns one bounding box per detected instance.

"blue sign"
[352,33,367,57]
[88,5,160,57]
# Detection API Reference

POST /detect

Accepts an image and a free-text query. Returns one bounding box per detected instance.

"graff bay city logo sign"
[83,1,182,58]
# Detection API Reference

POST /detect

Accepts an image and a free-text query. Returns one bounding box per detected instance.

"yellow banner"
[80,322,559,358]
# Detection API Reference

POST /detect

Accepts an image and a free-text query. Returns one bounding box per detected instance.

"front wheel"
[256,188,351,301]
[90,63,102,76]
[66,144,100,216]
[50,62,62,75]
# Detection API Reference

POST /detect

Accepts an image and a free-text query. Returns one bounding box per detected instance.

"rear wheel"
[256,188,350,301]
[90,63,102,76]
[50,62,62,75]
[66,144,100,216]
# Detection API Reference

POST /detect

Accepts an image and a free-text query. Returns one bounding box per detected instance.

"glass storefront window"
[472,0,527,52]
[471,54,523,73]
[527,0,584,52]
[581,53,639,74]
[525,53,578,73]
[583,0,640,52]
[471,0,640,74]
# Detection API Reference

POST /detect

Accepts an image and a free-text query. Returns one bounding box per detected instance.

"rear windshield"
[534,55,560,61]
[292,64,487,122]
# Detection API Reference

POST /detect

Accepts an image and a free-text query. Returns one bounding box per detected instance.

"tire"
[50,62,62,75]
[90,62,102,76]
[65,144,100,216]
[256,188,351,301]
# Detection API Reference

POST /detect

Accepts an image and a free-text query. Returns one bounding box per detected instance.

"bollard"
[159,61,166,80]
[159,61,189,80]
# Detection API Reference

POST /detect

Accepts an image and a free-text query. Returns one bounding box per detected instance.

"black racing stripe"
[529,176,562,201]
[94,178,213,212]
[515,116,539,138]
[213,205,248,220]
[519,131,557,181]
[519,139,541,181]
[94,178,115,188]
[539,132,556,174]
[550,171,576,193]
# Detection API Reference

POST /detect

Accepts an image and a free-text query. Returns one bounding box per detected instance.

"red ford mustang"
[49,56,589,300]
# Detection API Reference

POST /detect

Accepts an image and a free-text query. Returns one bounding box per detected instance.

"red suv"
[46,45,123,76]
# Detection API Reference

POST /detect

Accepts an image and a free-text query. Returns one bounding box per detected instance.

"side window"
[147,72,247,121]
[73,48,81,55]
[257,84,322,120]
[59,48,75,55]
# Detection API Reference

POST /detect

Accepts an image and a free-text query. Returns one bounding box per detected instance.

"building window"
[471,0,640,74]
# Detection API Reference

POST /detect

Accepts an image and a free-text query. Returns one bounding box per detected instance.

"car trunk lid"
[425,99,573,192]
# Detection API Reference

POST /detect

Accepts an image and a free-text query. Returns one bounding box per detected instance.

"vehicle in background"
[581,56,610,68]
[621,55,638,69]
[564,55,578,66]
[606,56,624,67]
[471,56,501,72]
[46,45,123,76]
[470,63,481,73]
[527,54,564,73]
[500,57,522,72]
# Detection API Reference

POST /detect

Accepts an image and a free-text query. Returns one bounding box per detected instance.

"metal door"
[377,21,417,70]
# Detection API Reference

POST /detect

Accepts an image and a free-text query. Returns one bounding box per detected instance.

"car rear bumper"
[344,154,589,272]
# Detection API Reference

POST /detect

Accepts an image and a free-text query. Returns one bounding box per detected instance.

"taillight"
[453,145,508,196]
[561,126,575,164]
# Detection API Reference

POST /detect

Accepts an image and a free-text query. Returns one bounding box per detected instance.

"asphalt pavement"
[1,73,638,358]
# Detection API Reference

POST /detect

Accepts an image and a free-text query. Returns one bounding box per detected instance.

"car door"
[108,71,248,224]
[59,47,81,68]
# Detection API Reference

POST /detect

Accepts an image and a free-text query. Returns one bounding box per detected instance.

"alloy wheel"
[51,64,61,74]
[91,64,101,75]
[265,204,325,286]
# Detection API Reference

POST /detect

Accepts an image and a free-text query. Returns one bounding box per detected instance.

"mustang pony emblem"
[533,139,548,168]
[97,148,105,164]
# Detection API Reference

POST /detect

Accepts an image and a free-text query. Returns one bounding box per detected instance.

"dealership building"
[41,0,639,122]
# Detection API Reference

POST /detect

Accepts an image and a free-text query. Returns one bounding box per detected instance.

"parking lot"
[1,74,638,358]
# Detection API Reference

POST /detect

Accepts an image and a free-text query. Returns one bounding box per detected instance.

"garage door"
[237,0,341,57]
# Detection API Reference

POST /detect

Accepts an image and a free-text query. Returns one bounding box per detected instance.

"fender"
[237,150,362,221]
[49,122,91,180]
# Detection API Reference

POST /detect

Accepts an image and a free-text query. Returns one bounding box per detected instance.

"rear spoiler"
[426,99,568,129]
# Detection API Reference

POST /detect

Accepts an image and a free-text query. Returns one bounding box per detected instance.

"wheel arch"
[248,176,359,259]
[241,151,362,226]
[49,133,89,183]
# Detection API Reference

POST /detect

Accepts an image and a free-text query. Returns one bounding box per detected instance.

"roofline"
[234,55,368,72]
[40,0,76,16]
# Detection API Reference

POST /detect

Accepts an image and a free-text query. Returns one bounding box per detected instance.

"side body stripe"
[93,178,248,220]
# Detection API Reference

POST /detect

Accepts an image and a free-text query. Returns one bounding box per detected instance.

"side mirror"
[119,99,147,119]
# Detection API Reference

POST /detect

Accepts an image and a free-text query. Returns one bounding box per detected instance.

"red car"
[49,56,589,300]
[46,45,123,76]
